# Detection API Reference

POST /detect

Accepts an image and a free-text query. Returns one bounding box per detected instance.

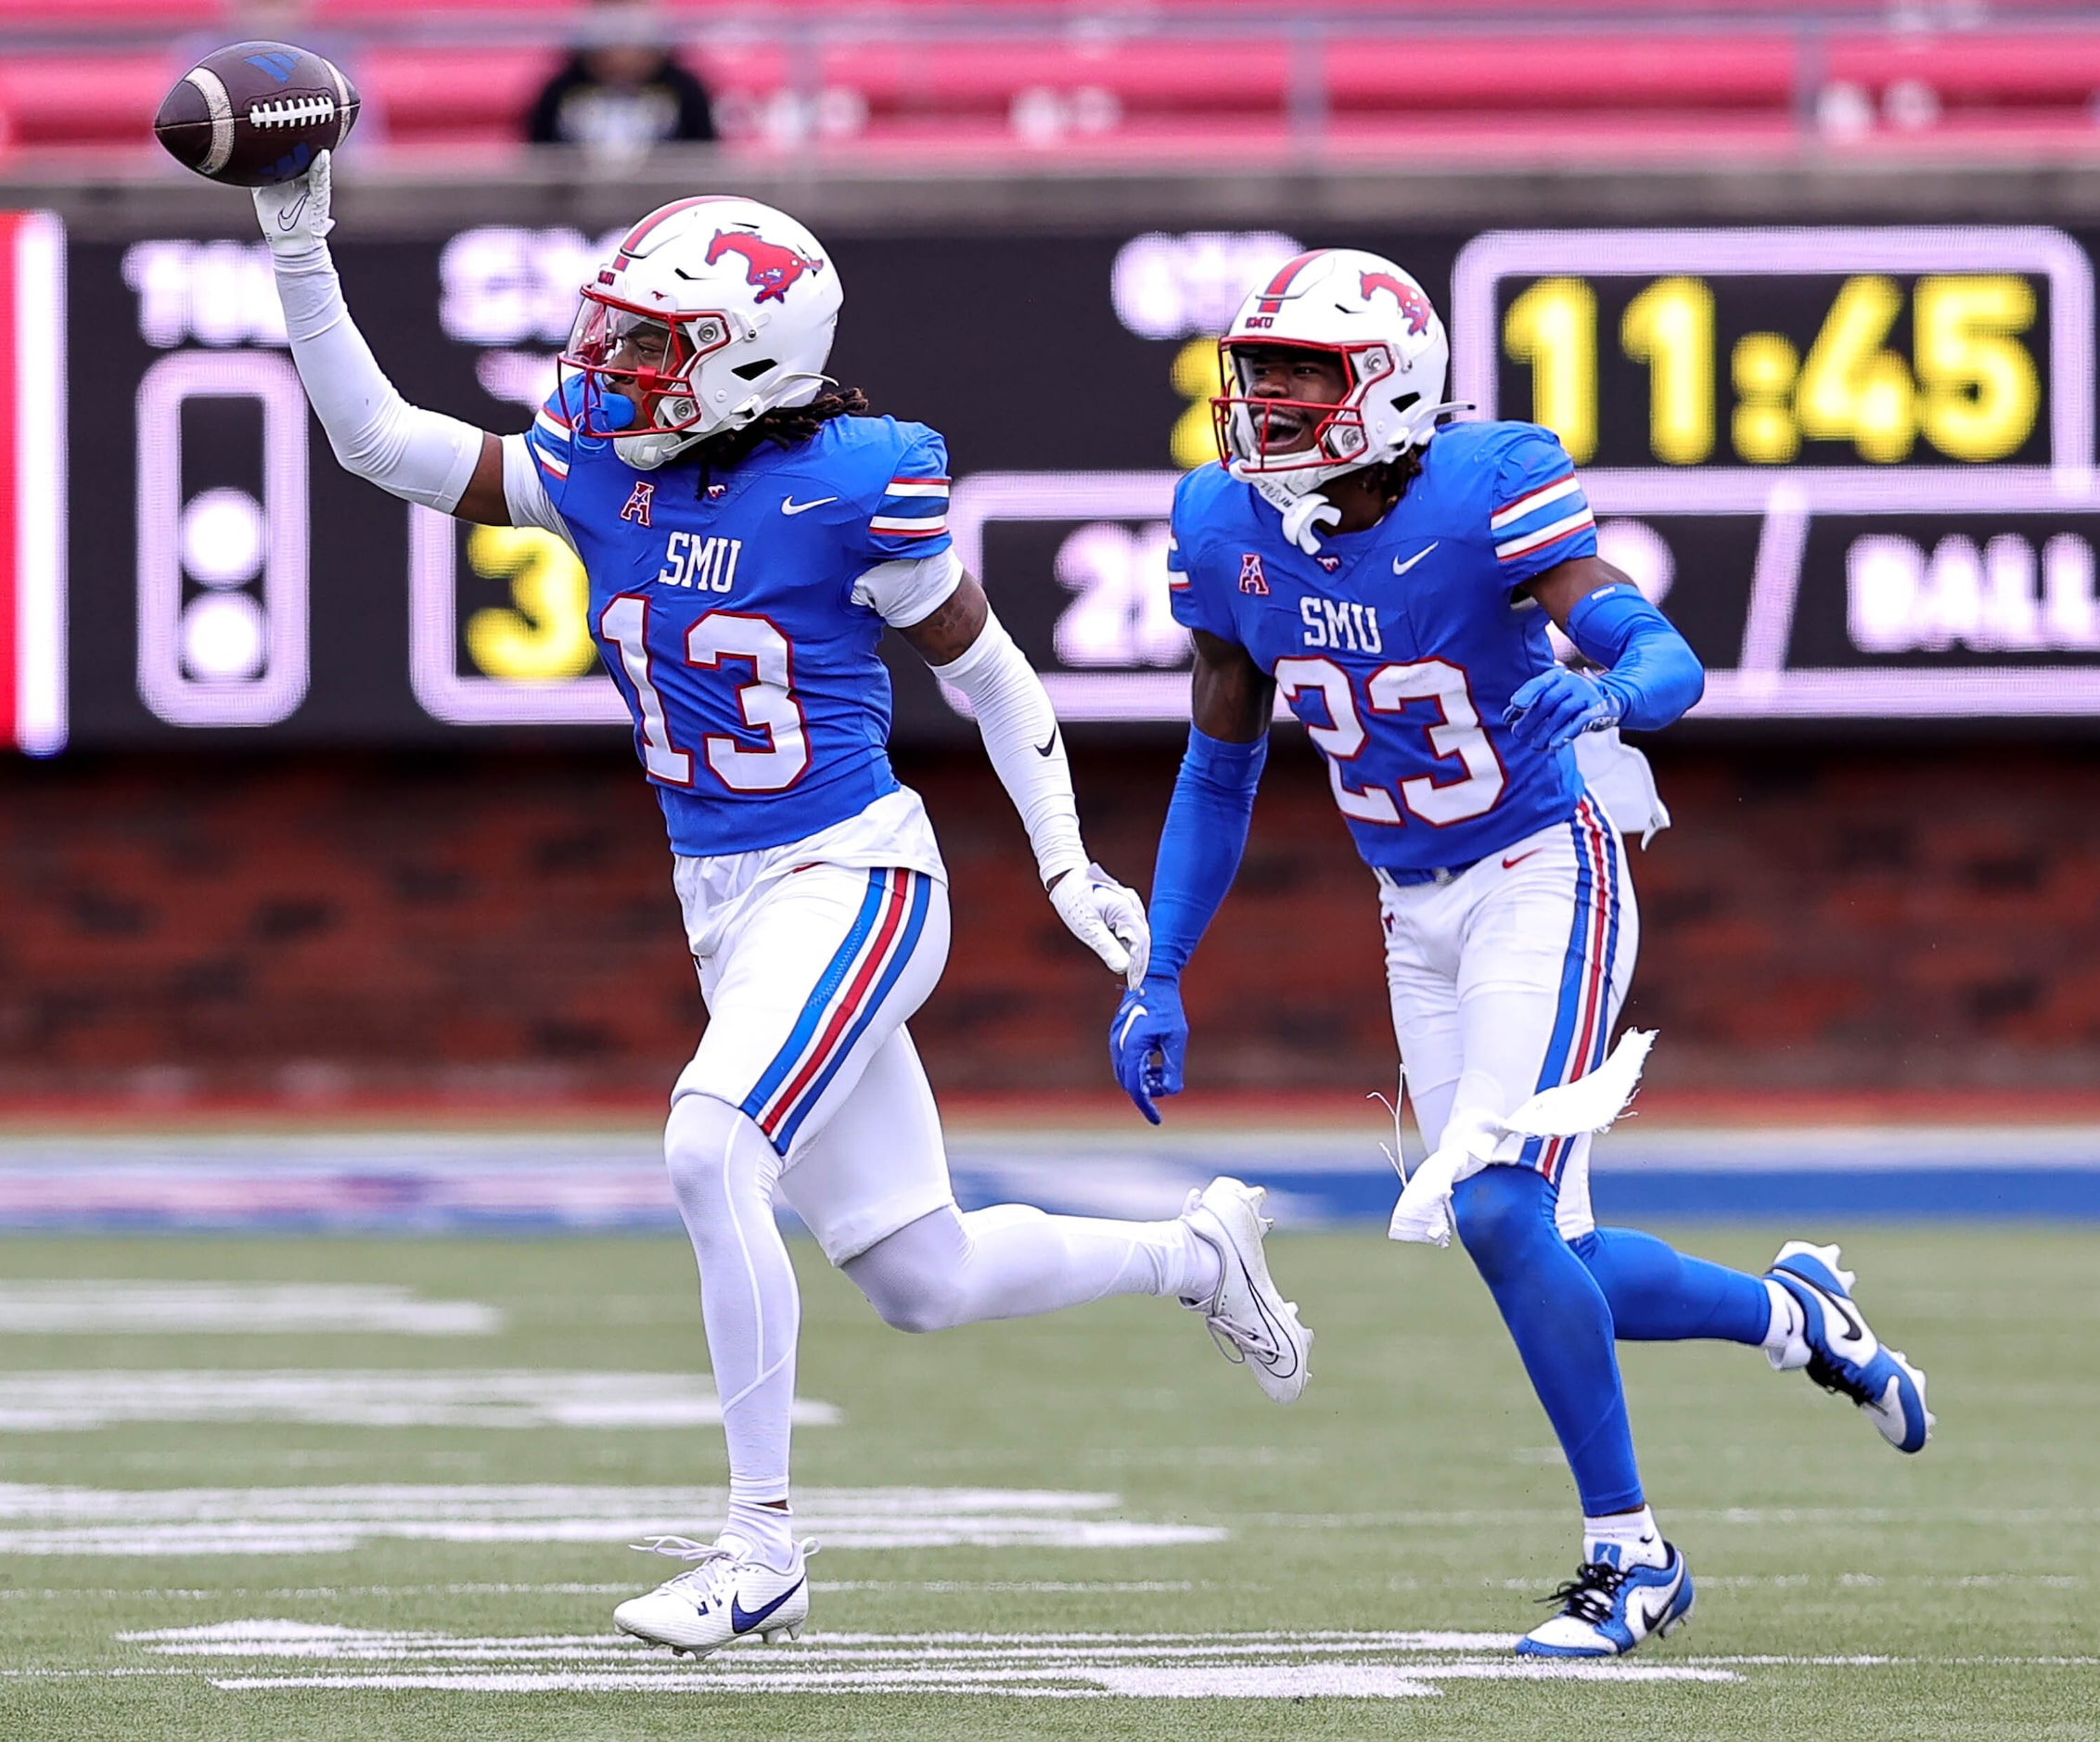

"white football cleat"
[1181,1175,1313,1404]
[613,1535,815,1658]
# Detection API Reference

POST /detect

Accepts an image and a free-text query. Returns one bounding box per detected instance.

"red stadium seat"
[1826,30,2100,105]
[0,52,166,148]
[6,6,2100,160]
[360,46,555,143]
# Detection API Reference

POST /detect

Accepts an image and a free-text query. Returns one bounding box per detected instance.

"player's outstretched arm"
[1504,556,1706,750]
[901,574,1150,983]
[252,155,510,525]
[1107,631,1274,1123]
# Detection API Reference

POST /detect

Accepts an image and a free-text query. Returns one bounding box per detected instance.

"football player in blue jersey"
[1109,249,1933,1659]
[251,161,1313,1658]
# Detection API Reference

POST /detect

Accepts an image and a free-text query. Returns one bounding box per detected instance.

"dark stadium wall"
[2,740,2094,1109]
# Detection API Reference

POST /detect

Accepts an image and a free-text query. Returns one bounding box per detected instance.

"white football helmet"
[559,195,841,470]
[1212,248,1461,507]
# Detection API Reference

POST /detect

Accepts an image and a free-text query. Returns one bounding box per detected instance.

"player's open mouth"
[1251,405,1314,449]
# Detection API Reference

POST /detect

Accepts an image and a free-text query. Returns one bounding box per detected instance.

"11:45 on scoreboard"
[1448,228,2100,717]
[1452,227,2087,472]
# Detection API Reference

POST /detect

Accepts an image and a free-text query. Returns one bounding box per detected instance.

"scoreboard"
[1451,227,2098,718]
[12,211,2100,752]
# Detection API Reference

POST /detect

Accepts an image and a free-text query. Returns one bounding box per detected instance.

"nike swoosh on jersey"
[780,495,839,516]
[729,1579,803,1634]
[1391,543,1439,577]
[1502,849,1542,869]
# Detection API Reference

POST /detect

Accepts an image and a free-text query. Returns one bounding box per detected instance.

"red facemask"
[1210,339,1389,474]
[557,289,730,441]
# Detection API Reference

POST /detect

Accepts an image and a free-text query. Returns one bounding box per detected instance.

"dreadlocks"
[690,387,871,475]
[1356,445,1427,512]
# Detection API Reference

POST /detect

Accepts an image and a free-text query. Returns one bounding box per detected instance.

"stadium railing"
[6,4,2100,167]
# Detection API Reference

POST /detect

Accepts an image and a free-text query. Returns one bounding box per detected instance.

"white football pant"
[664,849,1210,1559]
[1380,792,1639,1242]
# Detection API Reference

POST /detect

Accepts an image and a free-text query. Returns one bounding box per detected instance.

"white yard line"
[96,1623,1749,1699]
[0,1282,501,1336]
[0,1371,838,1432]
[0,1482,1223,1556]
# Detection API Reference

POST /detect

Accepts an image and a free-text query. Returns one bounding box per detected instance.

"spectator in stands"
[526,0,715,161]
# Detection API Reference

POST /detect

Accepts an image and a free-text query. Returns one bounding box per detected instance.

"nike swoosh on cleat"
[1630,1578,1681,1637]
[780,495,839,515]
[729,1580,802,1634]
[1034,730,1059,757]
[1798,1277,1873,1354]
[1391,543,1439,577]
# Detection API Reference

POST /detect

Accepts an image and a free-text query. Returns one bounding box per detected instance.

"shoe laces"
[1204,1309,1280,1368]
[1803,1350,1876,1407]
[629,1534,738,1602]
[1539,1559,1628,1628]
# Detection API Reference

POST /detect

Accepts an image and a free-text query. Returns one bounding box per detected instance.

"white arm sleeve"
[853,546,962,627]
[499,433,577,550]
[269,239,486,512]
[930,610,1087,886]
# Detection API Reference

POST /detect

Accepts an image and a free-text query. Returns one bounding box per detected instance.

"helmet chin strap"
[1279,493,1343,555]
[1241,399,1475,552]
[614,429,696,470]
[611,370,839,470]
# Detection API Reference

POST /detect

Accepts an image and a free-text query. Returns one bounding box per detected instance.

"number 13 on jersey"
[600,596,813,794]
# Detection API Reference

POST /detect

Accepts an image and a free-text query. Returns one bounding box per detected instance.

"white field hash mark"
[0,1484,1223,1556]
[110,1622,1739,1699]
[0,1371,841,1432]
[0,1281,502,1336]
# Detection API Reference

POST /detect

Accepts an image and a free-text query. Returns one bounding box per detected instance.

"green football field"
[1,1225,2094,1740]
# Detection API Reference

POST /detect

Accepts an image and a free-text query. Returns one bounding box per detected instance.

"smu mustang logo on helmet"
[1361,271,1432,336]
[706,231,826,304]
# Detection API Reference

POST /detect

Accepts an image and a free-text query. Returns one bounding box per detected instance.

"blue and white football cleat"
[613,1535,814,1658]
[1765,1240,1933,1454]
[1517,1543,1694,1659]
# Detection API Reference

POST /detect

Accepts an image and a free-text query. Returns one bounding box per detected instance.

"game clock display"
[15,216,2100,752]
[1451,227,2099,717]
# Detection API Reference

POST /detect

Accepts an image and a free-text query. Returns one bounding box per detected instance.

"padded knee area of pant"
[1453,1164,1557,1277]
[664,1093,776,1218]
[843,1209,975,1335]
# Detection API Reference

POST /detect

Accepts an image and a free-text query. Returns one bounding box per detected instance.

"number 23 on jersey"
[1274,655,1505,826]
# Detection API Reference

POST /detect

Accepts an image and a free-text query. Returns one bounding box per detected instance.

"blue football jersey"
[1168,420,1598,872]
[525,383,952,856]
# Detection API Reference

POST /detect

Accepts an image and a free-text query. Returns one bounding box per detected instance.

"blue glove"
[1504,667,1620,750]
[1110,977,1187,1125]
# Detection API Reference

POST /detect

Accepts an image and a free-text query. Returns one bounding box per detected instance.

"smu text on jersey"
[525,379,954,856]
[1168,420,1597,872]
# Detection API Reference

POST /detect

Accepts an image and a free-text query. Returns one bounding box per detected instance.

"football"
[153,40,359,187]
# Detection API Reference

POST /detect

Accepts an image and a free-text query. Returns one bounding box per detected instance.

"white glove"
[252,151,334,258]
[1049,862,1151,988]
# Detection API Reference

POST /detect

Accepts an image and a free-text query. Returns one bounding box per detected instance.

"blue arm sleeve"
[1147,725,1268,980]
[1566,584,1705,734]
